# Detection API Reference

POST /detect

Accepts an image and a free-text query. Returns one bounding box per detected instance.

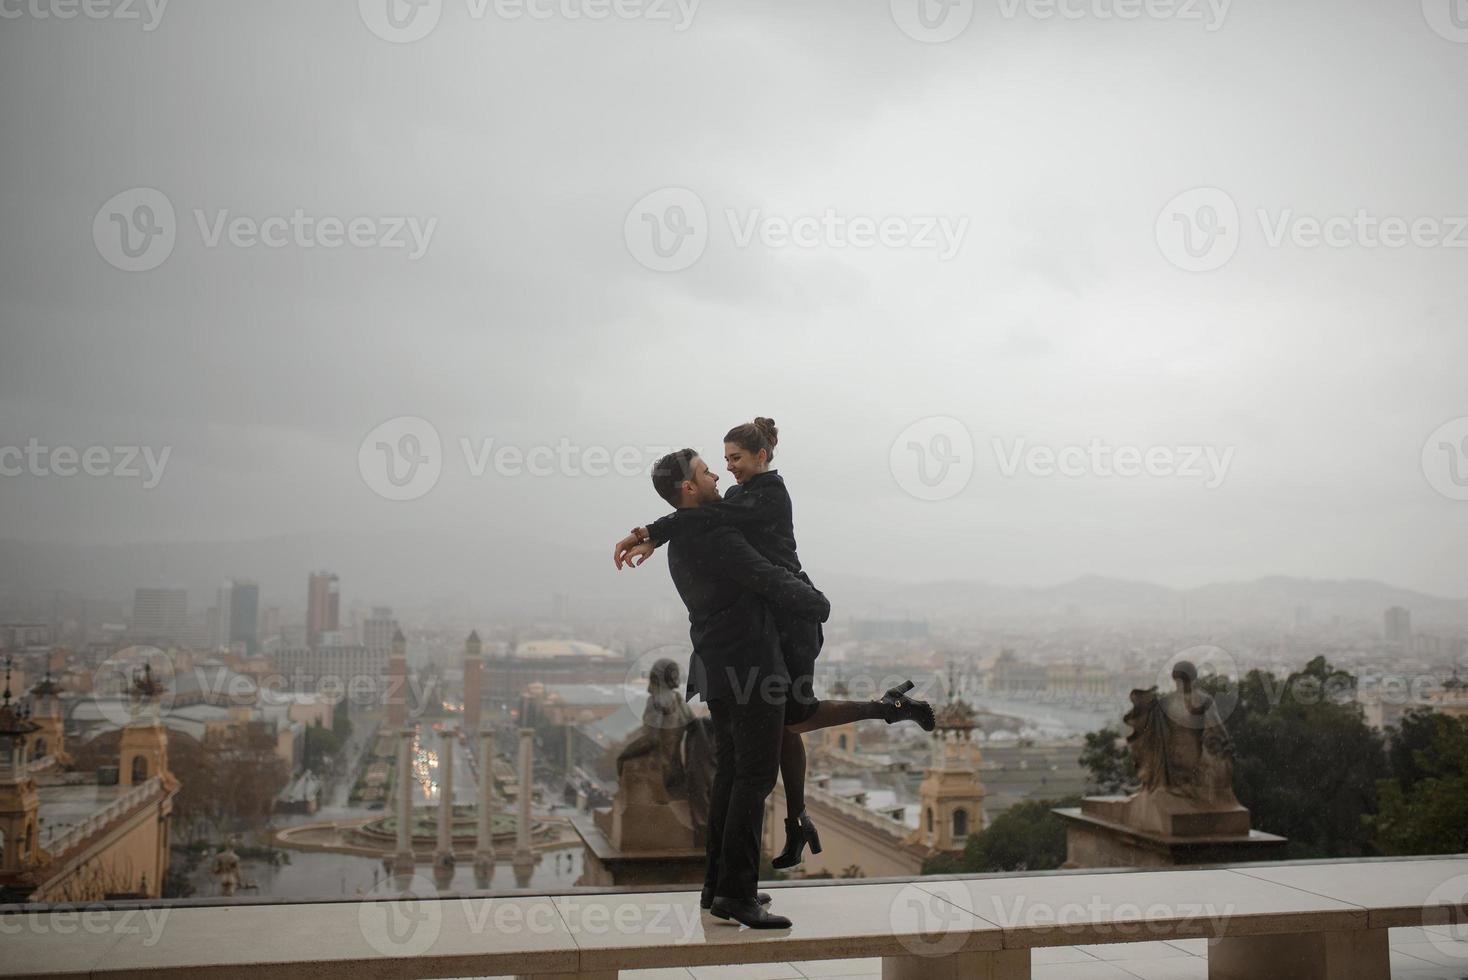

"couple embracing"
[613,418,935,929]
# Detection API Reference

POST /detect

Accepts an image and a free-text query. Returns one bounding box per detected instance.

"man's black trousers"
[703,690,785,902]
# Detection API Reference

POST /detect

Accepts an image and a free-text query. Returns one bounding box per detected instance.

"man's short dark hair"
[651,449,699,507]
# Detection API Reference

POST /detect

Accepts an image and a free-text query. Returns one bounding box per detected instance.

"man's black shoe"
[701,887,770,910]
[709,896,791,928]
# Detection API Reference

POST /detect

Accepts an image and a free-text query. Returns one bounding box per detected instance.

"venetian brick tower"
[463,631,484,736]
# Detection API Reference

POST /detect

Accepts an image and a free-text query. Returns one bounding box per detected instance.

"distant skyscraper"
[362,605,398,652]
[307,571,340,648]
[1385,606,1412,646]
[229,580,260,655]
[212,580,234,647]
[131,588,188,643]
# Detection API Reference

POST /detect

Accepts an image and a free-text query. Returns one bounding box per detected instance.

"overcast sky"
[2,0,1466,600]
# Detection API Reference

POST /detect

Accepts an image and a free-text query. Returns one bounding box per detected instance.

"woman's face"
[724,441,768,484]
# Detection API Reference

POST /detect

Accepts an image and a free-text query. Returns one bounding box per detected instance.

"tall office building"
[307,572,340,648]
[362,606,398,652]
[229,580,260,655]
[131,588,188,643]
[1384,606,1412,646]
[211,581,234,647]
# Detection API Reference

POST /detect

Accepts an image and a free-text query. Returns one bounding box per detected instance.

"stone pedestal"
[570,812,707,888]
[1057,796,1287,869]
[569,751,705,887]
[883,949,1031,980]
[1208,928,1390,980]
[608,779,697,853]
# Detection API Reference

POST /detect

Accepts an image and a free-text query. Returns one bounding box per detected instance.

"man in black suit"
[648,448,830,929]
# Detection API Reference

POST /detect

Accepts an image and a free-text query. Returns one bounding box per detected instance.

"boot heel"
[807,822,822,855]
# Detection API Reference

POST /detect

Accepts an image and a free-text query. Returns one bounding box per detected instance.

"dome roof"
[514,640,619,661]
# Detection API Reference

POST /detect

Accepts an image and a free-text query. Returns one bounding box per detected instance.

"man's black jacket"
[667,519,830,705]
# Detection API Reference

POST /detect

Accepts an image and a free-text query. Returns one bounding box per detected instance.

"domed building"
[479,639,630,707]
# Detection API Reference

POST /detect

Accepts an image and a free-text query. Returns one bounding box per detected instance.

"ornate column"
[512,727,535,887]
[391,725,415,877]
[474,726,496,880]
[435,726,455,872]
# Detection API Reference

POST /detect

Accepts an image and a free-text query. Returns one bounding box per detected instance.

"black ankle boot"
[771,811,822,869]
[879,680,936,731]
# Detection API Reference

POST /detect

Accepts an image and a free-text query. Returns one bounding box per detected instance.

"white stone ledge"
[1,856,1465,980]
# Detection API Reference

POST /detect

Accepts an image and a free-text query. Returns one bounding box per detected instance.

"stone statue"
[607,659,713,848]
[616,658,693,789]
[211,837,244,897]
[1124,660,1240,809]
[1064,658,1286,867]
[1079,659,1250,839]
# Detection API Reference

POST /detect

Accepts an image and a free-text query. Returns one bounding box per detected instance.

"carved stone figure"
[211,838,243,897]
[1088,659,1249,838]
[615,658,693,792]
[1125,661,1241,809]
[607,659,713,849]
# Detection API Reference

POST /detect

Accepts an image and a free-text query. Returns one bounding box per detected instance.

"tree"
[923,797,1081,874]
[1371,712,1468,855]
[1218,658,1388,859]
[1385,709,1449,793]
[333,697,353,739]
[303,722,342,773]
[1079,725,1135,794]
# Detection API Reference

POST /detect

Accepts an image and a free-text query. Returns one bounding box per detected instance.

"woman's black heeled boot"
[771,811,822,870]
[878,679,936,731]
